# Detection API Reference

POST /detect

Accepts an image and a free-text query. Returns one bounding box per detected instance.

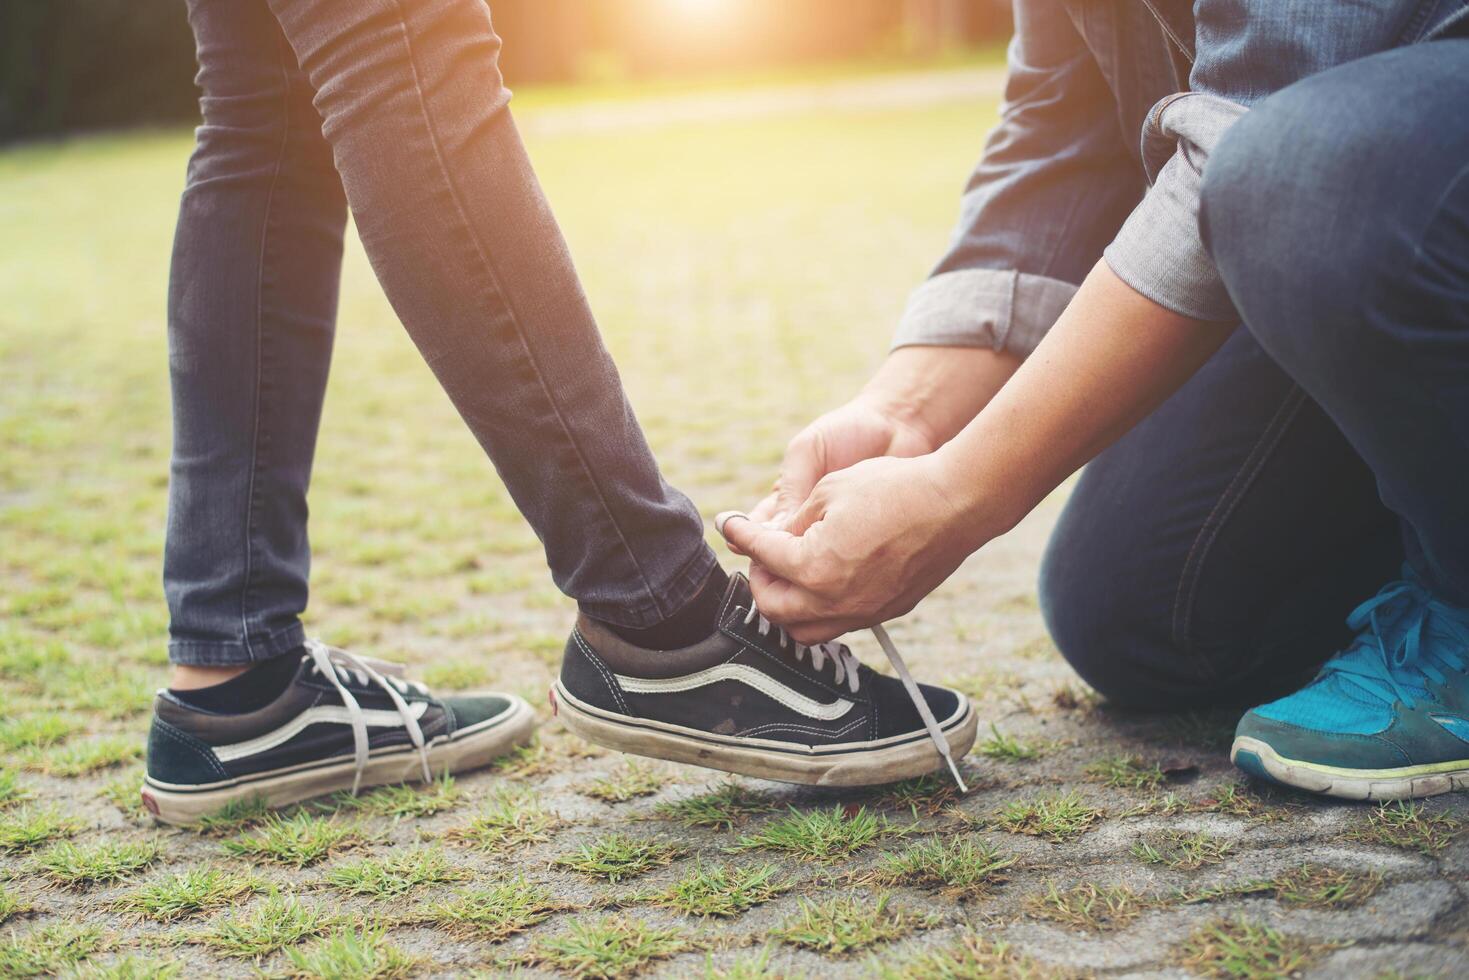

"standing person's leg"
[1202,40,1469,799]
[146,0,535,824]
[1040,328,1401,710]
[257,0,973,792]
[164,0,346,672]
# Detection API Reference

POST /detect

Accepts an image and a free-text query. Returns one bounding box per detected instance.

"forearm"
[935,260,1234,541]
[862,345,1022,449]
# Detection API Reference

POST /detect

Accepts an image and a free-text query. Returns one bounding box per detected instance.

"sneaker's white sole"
[551,680,977,787]
[141,695,537,826]
[1231,735,1469,801]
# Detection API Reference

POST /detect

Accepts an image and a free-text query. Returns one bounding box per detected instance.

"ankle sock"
[601,566,730,650]
[170,647,305,714]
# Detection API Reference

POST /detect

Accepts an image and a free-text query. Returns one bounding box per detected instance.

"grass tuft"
[0,770,31,809]
[866,836,1013,899]
[729,806,908,862]
[325,774,462,821]
[66,953,185,979]
[1179,917,1335,978]
[282,925,418,980]
[648,862,788,918]
[1344,800,1464,855]
[193,795,272,835]
[1025,882,1152,932]
[976,724,1040,762]
[0,922,107,978]
[1085,754,1165,790]
[525,916,689,979]
[1131,829,1234,870]
[116,867,263,921]
[441,788,562,854]
[199,892,338,959]
[20,736,140,777]
[877,932,1043,979]
[223,812,371,868]
[0,885,33,925]
[774,892,931,956]
[32,837,160,888]
[0,806,82,854]
[421,877,563,942]
[553,833,683,883]
[323,845,469,899]
[653,782,777,831]
[581,761,665,804]
[0,716,78,753]
[995,792,1102,842]
[1183,863,1383,911]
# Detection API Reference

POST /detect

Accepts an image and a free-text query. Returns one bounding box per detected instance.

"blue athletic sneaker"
[1232,569,1469,800]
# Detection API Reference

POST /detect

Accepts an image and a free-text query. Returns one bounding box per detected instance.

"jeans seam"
[385,0,666,619]
[237,27,295,662]
[1171,383,1308,675]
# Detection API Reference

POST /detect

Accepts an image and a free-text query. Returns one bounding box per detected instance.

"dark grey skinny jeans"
[165,0,717,665]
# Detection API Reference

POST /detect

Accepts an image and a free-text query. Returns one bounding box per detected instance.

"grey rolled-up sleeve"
[893,268,1078,355]
[1103,92,1247,322]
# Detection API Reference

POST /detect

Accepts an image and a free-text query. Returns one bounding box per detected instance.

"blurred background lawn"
[0,2,1007,716]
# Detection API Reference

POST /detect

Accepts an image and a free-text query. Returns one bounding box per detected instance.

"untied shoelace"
[741,605,969,792]
[304,639,434,795]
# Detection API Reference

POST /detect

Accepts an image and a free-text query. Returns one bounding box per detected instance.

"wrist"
[926,440,1025,550]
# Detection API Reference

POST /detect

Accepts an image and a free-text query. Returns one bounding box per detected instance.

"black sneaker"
[142,642,535,825]
[552,574,976,787]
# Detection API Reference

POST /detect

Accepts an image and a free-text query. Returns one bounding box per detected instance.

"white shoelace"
[741,607,968,792]
[304,640,433,795]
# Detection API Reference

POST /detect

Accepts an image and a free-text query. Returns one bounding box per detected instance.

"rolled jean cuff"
[576,541,721,630]
[891,268,1077,358]
[168,620,307,667]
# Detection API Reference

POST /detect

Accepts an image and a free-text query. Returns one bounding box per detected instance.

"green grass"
[0,716,79,753]
[223,813,371,868]
[421,877,563,942]
[192,795,272,834]
[653,782,777,830]
[0,885,33,925]
[0,806,80,854]
[31,838,160,888]
[1344,800,1465,855]
[1085,754,1165,790]
[553,833,683,883]
[774,892,932,956]
[323,845,469,899]
[199,893,338,959]
[648,863,789,918]
[0,770,30,809]
[1183,864,1384,911]
[1179,918,1334,978]
[66,954,185,979]
[1131,829,1234,870]
[325,774,463,821]
[975,724,1040,762]
[20,736,141,777]
[1024,882,1153,932]
[0,923,108,978]
[441,788,562,853]
[116,867,264,921]
[282,925,418,980]
[994,792,1103,842]
[525,916,690,979]
[580,761,665,804]
[878,933,1043,979]
[866,836,1014,899]
[729,806,908,862]
[879,774,966,816]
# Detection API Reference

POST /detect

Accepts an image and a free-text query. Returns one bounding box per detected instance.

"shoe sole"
[141,694,537,826]
[1231,735,1469,801]
[551,680,977,787]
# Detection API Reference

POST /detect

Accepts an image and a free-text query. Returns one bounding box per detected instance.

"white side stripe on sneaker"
[212,701,430,763]
[614,665,856,721]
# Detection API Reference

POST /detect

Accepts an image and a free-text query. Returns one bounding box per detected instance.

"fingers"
[747,565,863,642]
[716,512,807,580]
[771,429,825,523]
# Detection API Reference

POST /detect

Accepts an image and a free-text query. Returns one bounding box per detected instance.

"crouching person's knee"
[1039,520,1216,710]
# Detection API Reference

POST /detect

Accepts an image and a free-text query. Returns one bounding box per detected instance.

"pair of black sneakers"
[142,574,977,824]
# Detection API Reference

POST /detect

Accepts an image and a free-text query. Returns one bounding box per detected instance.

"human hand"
[719,452,986,644]
[738,394,937,543]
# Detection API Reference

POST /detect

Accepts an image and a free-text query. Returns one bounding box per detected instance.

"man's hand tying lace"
[718,452,982,645]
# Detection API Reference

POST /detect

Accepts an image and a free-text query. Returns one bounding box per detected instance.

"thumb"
[771,431,827,525]
[715,511,807,581]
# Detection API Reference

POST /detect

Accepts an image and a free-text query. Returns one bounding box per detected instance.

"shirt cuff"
[1103,92,1247,323]
[891,268,1078,357]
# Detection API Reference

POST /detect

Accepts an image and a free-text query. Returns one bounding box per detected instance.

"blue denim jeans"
[165,0,717,665]
[1039,39,1469,709]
